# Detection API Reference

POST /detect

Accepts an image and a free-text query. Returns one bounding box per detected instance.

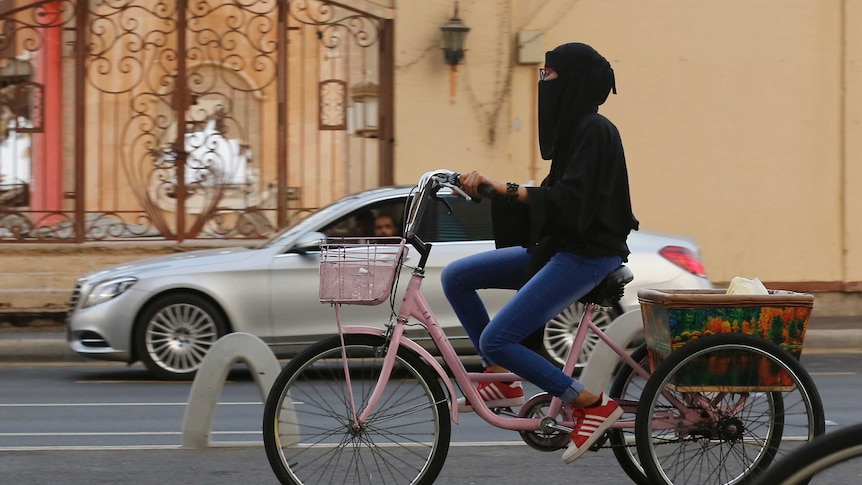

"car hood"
[78,247,258,283]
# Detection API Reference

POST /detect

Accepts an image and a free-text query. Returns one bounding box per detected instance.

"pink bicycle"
[263,169,824,485]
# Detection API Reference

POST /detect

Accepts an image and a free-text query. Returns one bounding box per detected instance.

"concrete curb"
[798,329,862,352]
[0,337,85,363]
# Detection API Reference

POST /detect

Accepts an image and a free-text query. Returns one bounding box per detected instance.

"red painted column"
[31,1,64,226]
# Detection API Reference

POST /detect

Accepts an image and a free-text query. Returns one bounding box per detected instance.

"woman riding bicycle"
[442,42,639,464]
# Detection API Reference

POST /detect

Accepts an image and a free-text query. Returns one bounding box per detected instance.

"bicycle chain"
[593,432,700,450]
[591,405,687,451]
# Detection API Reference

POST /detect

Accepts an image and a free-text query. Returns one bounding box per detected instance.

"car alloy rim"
[544,302,616,367]
[145,303,219,373]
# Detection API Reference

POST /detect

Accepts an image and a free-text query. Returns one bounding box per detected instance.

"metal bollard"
[181,332,295,448]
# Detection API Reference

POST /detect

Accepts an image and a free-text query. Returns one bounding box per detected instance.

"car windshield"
[254,195,360,249]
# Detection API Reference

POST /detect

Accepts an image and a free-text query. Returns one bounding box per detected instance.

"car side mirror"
[291,232,326,254]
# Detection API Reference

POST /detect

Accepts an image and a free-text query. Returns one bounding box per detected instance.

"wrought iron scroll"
[85,1,179,238]
[0,0,389,242]
[0,1,76,240]
[84,0,282,240]
[182,0,278,238]
[288,0,381,49]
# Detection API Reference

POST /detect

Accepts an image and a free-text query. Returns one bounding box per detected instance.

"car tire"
[537,301,620,368]
[134,292,229,380]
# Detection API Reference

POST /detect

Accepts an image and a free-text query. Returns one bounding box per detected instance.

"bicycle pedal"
[491,406,514,415]
[588,431,610,452]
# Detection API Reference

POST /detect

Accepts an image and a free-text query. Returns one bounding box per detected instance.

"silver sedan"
[66,186,712,379]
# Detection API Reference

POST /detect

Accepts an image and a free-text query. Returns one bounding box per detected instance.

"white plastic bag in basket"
[726,276,769,295]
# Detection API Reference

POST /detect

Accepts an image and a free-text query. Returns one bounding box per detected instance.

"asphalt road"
[3,352,862,484]
[2,315,862,484]
[0,362,632,484]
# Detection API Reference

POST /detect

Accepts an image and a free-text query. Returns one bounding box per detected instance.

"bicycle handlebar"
[445,171,497,201]
[400,169,498,269]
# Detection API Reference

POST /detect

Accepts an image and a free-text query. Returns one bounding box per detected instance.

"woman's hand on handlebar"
[458,170,502,199]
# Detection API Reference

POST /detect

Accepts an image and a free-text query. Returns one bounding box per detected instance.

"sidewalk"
[0,316,860,363]
[803,316,862,352]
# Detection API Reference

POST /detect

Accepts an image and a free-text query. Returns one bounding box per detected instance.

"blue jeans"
[441,246,622,400]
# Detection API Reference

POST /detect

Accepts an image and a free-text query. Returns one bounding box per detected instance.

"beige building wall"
[389,0,860,290]
[845,0,862,289]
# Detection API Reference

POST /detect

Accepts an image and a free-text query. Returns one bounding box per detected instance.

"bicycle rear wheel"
[263,334,451,485]
[635,333,825,485]
[608,343,651,485]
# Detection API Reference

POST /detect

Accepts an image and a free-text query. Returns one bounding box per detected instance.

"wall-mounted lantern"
[350,79,379,138]
[440,1,470,103]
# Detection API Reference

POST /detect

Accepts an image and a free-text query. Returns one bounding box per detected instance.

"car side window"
[320,199,407,239]
[415,194,494,243]
[314,194,492,244]
[320,210,372,238]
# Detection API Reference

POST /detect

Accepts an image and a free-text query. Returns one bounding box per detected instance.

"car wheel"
[540,302,620,368]
[134,293,229,380]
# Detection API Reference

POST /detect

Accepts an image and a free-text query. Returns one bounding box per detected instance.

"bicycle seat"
[579,265,634,307]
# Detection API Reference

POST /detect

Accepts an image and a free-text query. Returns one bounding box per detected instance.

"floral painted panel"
[641,302,812,390]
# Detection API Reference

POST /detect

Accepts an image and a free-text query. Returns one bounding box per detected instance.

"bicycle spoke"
[263,335,450,484]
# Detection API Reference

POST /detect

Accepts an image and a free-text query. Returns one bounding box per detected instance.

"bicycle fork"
[334,304,406,427]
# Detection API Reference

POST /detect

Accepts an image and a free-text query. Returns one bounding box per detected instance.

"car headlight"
[82,277,138,308]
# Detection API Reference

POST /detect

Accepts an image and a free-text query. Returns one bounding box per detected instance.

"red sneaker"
[561,393,623,464]
[456,371,525,412]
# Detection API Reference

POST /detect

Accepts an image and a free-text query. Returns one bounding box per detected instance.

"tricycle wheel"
[608,343,652,485]
[634,333,825,485]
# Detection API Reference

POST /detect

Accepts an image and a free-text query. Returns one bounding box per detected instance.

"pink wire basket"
[319,237,407,305]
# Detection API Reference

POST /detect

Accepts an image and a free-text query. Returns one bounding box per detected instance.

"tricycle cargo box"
[638,288,814,391]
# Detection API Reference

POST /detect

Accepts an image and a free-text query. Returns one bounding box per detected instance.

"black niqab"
[492,41,637,268]
[538,43,617,160]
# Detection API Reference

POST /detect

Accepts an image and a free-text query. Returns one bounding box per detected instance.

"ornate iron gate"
[0,0,392,242]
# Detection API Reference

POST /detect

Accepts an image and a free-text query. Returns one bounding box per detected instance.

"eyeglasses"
[539,67,556,81]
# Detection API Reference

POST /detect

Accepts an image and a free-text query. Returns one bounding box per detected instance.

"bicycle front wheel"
[635,333,825,485]
[263,334,451,485]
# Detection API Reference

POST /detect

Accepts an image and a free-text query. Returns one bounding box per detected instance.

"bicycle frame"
[339,265,654,432]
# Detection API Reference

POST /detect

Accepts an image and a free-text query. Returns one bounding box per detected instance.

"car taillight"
[659,246,707,277]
